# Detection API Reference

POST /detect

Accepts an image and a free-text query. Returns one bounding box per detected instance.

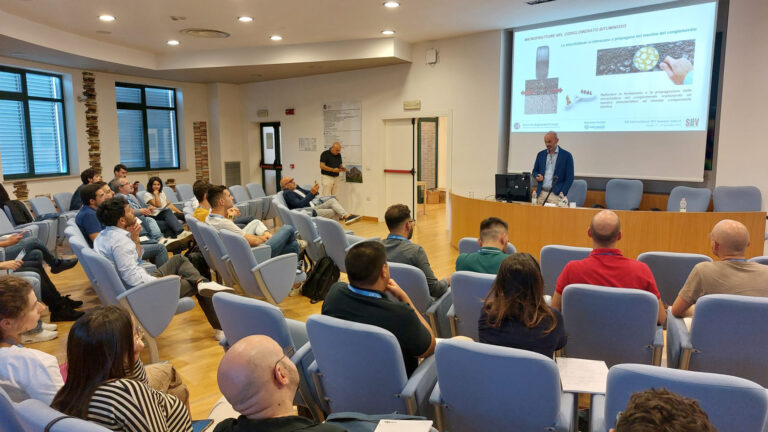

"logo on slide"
[514,123,521,130]
[685,118,700,127]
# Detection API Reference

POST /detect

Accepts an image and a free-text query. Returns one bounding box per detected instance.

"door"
[383,118,416,215]
[260,122,282,195]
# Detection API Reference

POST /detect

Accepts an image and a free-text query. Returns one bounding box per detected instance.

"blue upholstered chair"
[566,179,588,207]
[212,293,323,420]
[230,184,263,219]
[540,245,591,297]
[667,186,711,212]
[306,314,437,417]
[637,251,712,306]
[219,229,297,304]
[605,179,643,210]
[53,191,75,212]
[246,182,267,199]
[388,262,453,338]
[457,237,516,255]
[446,271,496,340]
[312,217,366,273]
[590,364,768,432]
[0,386,23,432]
[275,203,298,235]
[194,221,240,287]
[561,284,663,367]
[713,185,762,212]
[0,211,51,261]
[431,339,574,432]
[290,210,327,263]
[175,183,195,202]
[666,294,768,386]
[748,256,768,265]
[79,247,193,362]
[28,196,68,240]
[15,398,111,431]
[184,216,218,281]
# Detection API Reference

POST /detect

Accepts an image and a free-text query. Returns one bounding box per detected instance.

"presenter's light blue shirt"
[543,146,559,190]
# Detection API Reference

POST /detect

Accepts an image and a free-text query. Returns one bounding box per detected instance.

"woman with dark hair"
[52,306,192,432]
[478,253,567,358]
[141,177,187,238]
[0,183,10,210]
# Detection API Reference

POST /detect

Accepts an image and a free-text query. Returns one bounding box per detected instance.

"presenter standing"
[320,142,346,196]
[532,131,574,205]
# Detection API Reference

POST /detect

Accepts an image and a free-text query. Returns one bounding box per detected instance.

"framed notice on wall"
[323,101,362,183]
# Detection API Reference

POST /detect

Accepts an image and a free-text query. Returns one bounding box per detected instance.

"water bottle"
[561,193,569,208]
[531,190,538,204]
[679,197,687,212]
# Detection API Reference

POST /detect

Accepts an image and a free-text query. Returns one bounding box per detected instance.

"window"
[0,66,69,179]
[115,83,179,170]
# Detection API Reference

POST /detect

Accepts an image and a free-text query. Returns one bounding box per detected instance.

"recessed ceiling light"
[98,15,116,22]
[383,1,400,8]
[167,40,180,46]
[237,16,253,23]
[381,29,395,35]
[270,35,283,41]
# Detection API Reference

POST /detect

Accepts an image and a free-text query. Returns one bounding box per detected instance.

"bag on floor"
[302,256,339,303]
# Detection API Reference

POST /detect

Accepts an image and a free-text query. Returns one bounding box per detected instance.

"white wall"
[0,56,208,199]
[241,31,502,218]
[206,83,246,184]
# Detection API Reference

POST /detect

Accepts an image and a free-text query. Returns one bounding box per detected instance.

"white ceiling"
[0,0,674,83]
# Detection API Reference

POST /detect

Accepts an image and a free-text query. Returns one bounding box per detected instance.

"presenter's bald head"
[588,210,622,248]
[544,131,559,153]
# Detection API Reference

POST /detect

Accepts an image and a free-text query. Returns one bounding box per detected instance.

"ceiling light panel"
[98,15,116,22]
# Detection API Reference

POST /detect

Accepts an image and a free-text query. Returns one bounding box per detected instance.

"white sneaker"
[159,236,185,250]
[197,281,235,297]
[177,230,193,240]
[21,329,58,344]
[41,322,57,331]
[215,330,226,341]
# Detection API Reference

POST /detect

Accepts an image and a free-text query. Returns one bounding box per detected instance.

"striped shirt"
[86,360,192,432]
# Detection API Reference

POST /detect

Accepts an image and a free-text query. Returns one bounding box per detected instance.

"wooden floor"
[34,203,456,419]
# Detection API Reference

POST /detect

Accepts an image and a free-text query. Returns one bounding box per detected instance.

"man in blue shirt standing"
[532,131,574,205]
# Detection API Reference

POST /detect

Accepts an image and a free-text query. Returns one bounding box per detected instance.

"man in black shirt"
[321,241,436,375]
[319,142,346,196]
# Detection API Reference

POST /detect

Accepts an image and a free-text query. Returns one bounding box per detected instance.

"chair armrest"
[13,223,39,238]
[344,237,379,252]
[429,382,442,407]
[589,394,606,432]
[426,289,453,338]
[666,308,693,369]
[344,230,354,235]
[399,355,438,416]
[251,244,272,263]
[556,392,576,432]
[116,275,183,337]
[308,360,331,414]
[140,261,157,273]
[652,325,664,366]
[251,253,298,303]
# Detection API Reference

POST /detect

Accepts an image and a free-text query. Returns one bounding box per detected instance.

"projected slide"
[510,2,716,133]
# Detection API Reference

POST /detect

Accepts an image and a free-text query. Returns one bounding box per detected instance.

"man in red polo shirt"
[551,210,667,325]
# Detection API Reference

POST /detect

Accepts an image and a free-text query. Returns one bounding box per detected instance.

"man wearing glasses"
[280,177,360,225]
[382,204,448,298]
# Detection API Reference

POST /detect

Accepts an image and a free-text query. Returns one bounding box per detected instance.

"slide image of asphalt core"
[595,39,695,75]
[524,78,559,114]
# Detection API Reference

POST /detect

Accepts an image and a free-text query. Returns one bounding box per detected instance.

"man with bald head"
[320,142,346,197]
[532,131,574,204]
[671,219,768,317]
[215,335,344,432]
[551,210,666,325]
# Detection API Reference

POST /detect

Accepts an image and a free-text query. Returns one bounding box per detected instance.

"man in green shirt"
[455,217,510,274]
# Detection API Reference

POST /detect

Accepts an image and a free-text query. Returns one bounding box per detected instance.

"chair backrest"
[561,284,659,366]
[276,203,296,228]
[566,179,587,207]
[273,191,288,208]
[306,314,409,414]
[457,237,516,255]
[313,217,351,272]
[246,182,266,199]
[80,247,127,306]
[53,192,73,214]
[213,292,293,347]
[68,234,105,304]
[388,262,432,315]
[175,184,194,202]
[667,186,711,212]
[136,183,146,194]
[184,216,216,271]
[748,256,768,265]
[218,229,266,298]
[0,210,17,234]
[539,245,592,297]
[449,271,496,340]
[603,364,768,432]
[605,179,643,210]
[689,294,768,386]
[713,185,762,212]
[15,398,110,431]
[290,210,326,262]
[636,252,712,306]
[0,386,23,432]
[28,196,57,216]
[163,188,180,203]
[229,185,251,203]
[196,222,237,286]
[435,339,563,432]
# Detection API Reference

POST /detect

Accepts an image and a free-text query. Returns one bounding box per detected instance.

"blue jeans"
[141,242,169,266]
[138,214,163,241]
[266,225,299,258]
[5,237,56,266]
[151,208,184,237]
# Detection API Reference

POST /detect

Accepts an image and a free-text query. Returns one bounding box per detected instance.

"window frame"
[0,65,70,179]
[115,82,180,172]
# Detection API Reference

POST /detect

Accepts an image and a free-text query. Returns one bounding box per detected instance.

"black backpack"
[302,256,340,303]
[6,200,34,225]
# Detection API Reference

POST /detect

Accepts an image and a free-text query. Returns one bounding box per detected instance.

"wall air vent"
[179,28,230,38]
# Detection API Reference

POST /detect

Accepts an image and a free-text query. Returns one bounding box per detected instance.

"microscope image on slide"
[595,39,696,75]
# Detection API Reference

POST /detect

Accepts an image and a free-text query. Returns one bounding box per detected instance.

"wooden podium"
[450,193,766,260]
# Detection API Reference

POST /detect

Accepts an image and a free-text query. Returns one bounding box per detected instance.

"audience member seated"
[321,241,435,376]
[115,177,185,250]
[70,167,101,210]
[215,335,345,432]
[190,181,253,228]
[2,272,58,343]
[143,176,187,236]
[280,177,360,224]
[551,210,666,325]
[206,185,300,258]
[108,163,128,192]
[0,276,64,403]
[479,253,567,359]
[612,388,716,432]
[671,219,768,317]
[52,306,193,432]
[455,217,510,274]
[94,197,231,335]
[382,204,448,298]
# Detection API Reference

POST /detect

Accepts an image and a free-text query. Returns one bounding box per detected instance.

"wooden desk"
[450,193,766,259]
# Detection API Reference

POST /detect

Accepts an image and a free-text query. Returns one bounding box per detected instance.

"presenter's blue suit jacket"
[532,147,574,196]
